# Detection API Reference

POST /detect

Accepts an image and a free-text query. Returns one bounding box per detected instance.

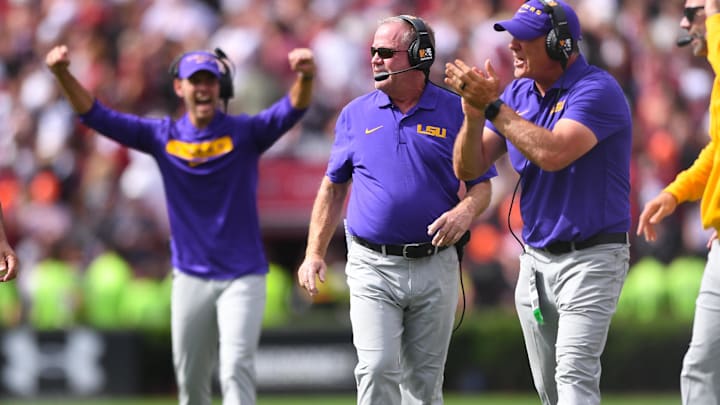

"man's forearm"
[457,180,492,219]
[454,117,489,180]
[490,106,555,167]
[51,68,94,114]
[289,73,314,110]
[305,177,349,258]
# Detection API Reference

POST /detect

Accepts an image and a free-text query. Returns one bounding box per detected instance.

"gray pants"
[346,241,459,405]
[681,239,720,404]
[515,243,629,405]
[171,270,266,405]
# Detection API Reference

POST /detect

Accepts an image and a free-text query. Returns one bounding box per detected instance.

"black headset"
[169,48,235,102]
[398,15,435,73]
[538,0,574,68]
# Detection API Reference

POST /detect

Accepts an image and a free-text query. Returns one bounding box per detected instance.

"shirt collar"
[179,110,225,133]
[528,54,589,97]
[371,82,441,111]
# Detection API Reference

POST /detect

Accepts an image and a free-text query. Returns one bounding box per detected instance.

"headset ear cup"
[545,29,571,64]
[399,15,434,73]
[215,58,234,100]
[213,50,234,101]
[545,29,561,61]
[541,0,572,67]
[219,71,233,100]
[407,38,419,67]
[415,33,433,71]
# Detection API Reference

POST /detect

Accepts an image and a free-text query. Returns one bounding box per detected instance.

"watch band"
[484,99,504,121]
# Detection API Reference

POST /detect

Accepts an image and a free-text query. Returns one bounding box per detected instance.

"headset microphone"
[677,35,693,47]
[373,65,421,82]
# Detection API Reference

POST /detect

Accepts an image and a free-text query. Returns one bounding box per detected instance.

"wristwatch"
[484,99,504,121]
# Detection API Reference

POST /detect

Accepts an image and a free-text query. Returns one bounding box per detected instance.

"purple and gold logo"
[166,136,234,166]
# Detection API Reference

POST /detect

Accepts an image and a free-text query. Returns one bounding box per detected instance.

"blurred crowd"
[0,0,714,329]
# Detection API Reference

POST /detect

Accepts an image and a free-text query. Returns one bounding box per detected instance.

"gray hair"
[378,15,435,50]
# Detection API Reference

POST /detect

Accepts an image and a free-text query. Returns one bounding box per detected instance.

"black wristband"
[484,99,504,121]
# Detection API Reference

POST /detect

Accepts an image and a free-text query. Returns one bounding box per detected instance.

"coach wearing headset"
[46,45,315,405]
[445,1,632,404]
[298,15,496,405]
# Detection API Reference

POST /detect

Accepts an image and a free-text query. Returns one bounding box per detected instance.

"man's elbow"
[454,166,477,181]
[536,153,575,172]
[454,162,487,181]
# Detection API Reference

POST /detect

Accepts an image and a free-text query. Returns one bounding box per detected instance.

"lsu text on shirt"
[487,55,632,248]
[327,82,497,245]
[80,97,306,280]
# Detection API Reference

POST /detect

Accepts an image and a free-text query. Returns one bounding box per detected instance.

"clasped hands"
[444,59,501,119]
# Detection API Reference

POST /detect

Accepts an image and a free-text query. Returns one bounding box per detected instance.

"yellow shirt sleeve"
[664,141,714,203]
[663,13,720,230]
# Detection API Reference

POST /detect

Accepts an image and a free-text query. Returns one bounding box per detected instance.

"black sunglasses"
[684,6,704,23]
[370,47,407,59]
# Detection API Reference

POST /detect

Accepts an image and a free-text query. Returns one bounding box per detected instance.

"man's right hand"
[637,191,678,242]
[297,256,326,297]
[45,45,71,73]
[0,240,18,282]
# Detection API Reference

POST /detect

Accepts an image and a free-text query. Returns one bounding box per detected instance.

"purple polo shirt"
[80,97,306,280]
[328,82,497,244]
[487,55,632,248]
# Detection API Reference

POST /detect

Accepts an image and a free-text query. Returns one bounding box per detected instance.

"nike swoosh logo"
[365,125,383,134]
[516,109,530,116]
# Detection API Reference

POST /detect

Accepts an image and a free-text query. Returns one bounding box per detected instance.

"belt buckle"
[402,243,422,259]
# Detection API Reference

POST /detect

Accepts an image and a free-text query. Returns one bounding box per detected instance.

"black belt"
[540,232,628,255]
[353,236,450,259]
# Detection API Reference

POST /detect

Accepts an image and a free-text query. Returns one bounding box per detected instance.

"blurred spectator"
[665,255,704,322]
[26,237,82,330]
[118,276,169,334]
[0,274,21,327]
[263,262,292,328]
[616,256,667,323]
[82,249,133,330]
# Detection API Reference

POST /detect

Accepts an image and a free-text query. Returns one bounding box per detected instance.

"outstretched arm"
[287,48,316,110]
[45,45,94,114]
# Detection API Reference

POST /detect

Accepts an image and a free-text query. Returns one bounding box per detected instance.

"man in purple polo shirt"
[298,15,496,405]
[46,44,315,405]
[445,1,632,404]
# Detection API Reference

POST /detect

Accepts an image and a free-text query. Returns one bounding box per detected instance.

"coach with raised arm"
[46,44,315,405]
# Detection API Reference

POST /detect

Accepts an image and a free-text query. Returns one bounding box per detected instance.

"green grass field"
[2,392,680,405]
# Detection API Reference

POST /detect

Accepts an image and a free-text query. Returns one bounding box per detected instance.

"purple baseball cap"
[493,0,582,42]
[176,51,221,79]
